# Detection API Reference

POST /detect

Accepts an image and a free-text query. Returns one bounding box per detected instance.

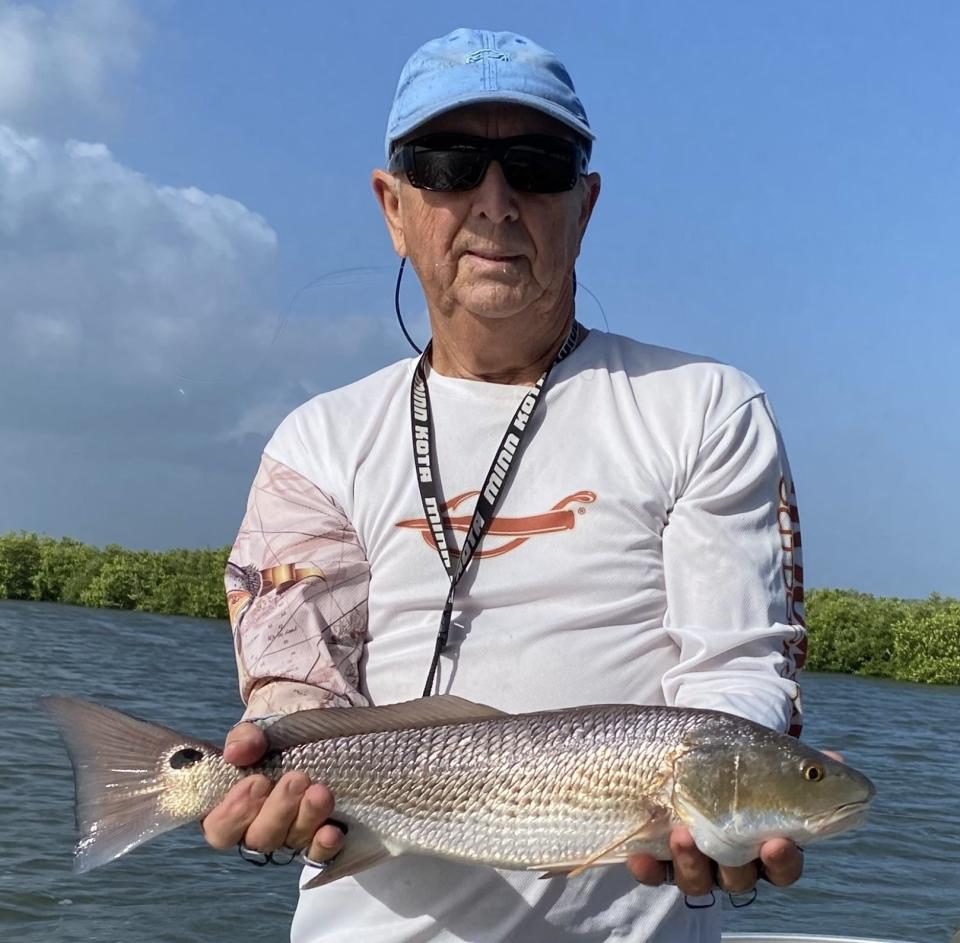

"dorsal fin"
[266,695,507,751]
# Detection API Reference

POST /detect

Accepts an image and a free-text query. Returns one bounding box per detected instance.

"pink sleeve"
[224,454,370,718]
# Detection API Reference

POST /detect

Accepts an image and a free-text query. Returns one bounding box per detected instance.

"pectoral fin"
[535,856,630,879]
[301,822,395,889]
[530,807,670,880]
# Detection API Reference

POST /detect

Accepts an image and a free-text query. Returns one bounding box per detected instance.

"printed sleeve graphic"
[778,475,807,737]
[226,455,370,717]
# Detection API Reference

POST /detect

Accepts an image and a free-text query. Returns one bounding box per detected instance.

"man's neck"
[428,308,579,386]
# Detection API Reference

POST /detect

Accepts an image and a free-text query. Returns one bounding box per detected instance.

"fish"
[43,695,875,888]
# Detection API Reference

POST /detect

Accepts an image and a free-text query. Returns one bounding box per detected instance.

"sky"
[0,0,957,599]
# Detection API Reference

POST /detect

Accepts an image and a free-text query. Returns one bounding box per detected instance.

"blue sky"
[1,0,957,599]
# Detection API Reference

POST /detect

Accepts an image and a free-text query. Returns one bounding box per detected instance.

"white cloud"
[0,120,418,471]
[0,124,278,385]
[0,0,146,133]
[0,120,286,477]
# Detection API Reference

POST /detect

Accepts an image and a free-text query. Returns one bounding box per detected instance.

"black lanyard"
[410,320,582,696]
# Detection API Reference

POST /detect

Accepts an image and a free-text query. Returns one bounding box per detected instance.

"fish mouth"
[806,799,872,836]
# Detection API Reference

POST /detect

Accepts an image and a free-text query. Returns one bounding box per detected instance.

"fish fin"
[300,822,393,889]
[267,695,506,750]
[565,825,650,879]
[530,808,670,880]
[567,808,673,878]
[536,851,654,879]
[536,864,579,878]
[41,696,218,873]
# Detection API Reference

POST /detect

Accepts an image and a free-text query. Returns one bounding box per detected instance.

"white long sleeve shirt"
[226,328,807,942]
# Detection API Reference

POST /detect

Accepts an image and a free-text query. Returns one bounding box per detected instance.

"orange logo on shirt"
[396,490,596,558]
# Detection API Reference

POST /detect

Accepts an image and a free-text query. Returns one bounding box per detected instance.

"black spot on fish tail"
[169,748,204,769]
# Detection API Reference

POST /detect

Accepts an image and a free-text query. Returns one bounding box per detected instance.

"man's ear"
[372,169,406,257]
[577,171,601,244]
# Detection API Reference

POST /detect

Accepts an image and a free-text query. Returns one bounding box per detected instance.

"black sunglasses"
[389,133,589,194]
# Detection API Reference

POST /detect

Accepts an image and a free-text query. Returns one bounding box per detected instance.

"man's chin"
[459,296,535,321]
[451,280,539,320]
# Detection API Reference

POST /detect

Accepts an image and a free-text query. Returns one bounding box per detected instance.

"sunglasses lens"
[412,142,486,191]
[502,141,578,193]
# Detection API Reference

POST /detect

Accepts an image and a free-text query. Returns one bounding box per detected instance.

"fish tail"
[42,696,219,872]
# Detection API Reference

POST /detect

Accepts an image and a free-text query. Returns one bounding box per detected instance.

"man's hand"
[201,722,345,864]
[626,827,803,895]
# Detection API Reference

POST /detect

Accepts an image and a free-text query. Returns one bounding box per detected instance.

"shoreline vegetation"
[2,530,959,685]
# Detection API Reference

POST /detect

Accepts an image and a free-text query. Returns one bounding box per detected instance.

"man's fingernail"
[225,737,255,760]
[249,777,271,800]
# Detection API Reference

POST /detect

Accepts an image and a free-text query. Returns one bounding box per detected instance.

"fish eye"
[801,760,825,782]
[169,747,205,770]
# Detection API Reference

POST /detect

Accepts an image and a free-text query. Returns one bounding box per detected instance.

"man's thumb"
[223,722,267,766]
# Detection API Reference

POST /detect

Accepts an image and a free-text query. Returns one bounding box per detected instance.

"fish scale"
[271,707,687,868]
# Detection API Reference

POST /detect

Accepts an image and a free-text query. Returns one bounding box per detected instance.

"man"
[203,28,807,942]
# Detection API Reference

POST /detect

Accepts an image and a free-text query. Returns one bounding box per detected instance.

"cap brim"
[386,89,595,159]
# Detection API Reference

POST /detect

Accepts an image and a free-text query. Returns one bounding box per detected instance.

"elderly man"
[203,27,807,943]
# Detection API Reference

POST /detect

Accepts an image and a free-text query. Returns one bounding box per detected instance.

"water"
[1,599,958,943]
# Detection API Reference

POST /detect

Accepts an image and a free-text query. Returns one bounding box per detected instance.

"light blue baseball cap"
[385,28,594,161]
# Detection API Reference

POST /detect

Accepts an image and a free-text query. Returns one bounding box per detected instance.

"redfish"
[44,695,874,887]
